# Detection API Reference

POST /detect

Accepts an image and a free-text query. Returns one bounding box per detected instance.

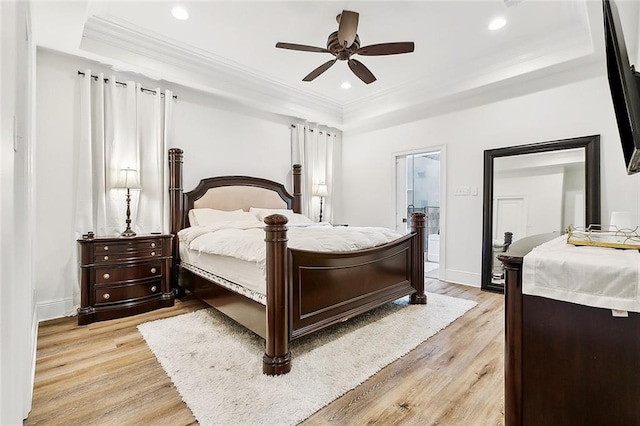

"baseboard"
[37,297,76,322]
[444,269,481,287]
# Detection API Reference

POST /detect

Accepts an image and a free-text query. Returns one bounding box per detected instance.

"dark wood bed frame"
[168,148,427,375]
[499,243,640,425]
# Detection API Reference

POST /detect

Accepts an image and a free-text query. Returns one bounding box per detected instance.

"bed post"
[263,214,292,375]
[410,212,427,304]
[168,148,183,293]
[292,164,302,213]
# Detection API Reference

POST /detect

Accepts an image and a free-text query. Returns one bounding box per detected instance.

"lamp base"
[121,188,136,237]
[121,228,137,237]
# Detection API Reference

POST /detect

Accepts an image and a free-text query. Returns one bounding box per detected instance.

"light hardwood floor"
[25,280,505,425]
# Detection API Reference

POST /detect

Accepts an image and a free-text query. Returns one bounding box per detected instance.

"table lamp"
[314,183,328,222]
[115,167,141,237]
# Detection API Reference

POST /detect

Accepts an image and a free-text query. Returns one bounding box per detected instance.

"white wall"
[563,164,586,228]
[494,170,563,240]
[35,35,640,299]
[338,76,640,287]
[35,49,294,320]
[1,1,36,422]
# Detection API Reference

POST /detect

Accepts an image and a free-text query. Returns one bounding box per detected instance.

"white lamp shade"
[314,184,328,197]
[115,168,141,190]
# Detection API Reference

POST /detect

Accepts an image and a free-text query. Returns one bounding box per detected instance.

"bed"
[168,148,427,375]
[498,234,640,425]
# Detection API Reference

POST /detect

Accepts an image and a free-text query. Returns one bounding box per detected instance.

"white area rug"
[138,293,477,425]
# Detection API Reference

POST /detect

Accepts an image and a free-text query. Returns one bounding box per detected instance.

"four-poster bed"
[168,148,427,375]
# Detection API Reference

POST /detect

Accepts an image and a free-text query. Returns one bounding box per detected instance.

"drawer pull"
[103,293,110,300]
[103,255,109,261]
[150,242,156,248]
[151,267,157,274]
[151,286,157,292]
[104,246,109,251]
[151,251,156,256]
[103,273,110,280]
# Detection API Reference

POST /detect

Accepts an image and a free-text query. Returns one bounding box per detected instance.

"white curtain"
[291,123,340,222]
[71,70,173,309]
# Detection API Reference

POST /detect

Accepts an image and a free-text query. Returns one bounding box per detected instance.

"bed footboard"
[262,212,426,375]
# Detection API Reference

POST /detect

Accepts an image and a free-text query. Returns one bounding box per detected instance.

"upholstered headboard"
[192,185,288,212]
[184,175,297,227]
[168,148,302,278]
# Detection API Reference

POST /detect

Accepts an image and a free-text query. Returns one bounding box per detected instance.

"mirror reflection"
[490,148,585,286]
[481,135,600,293]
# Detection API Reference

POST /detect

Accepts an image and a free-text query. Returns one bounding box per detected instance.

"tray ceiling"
[29,1,640,131]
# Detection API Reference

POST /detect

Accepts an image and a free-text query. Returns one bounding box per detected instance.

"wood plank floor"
[25,280,505,425]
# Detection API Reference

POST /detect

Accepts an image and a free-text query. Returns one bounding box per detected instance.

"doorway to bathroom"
[395,149,443,280]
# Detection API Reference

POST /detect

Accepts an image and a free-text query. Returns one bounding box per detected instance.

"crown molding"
[343,51,604,135]
[342,20,595,128]
[81,15,344,127]
[78,9,600,133]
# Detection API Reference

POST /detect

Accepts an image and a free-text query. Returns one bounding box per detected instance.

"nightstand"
[77,234,174,325]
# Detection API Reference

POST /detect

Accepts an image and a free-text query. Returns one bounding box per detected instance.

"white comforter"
[179,221,404,267]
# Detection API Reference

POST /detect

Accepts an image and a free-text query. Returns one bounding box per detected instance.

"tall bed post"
[292,164,302,213]
[168,148,183,291]
[410,212,427,304]
[263,214,291,375]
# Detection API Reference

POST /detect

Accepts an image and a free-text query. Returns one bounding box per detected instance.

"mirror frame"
[481,135,601,293]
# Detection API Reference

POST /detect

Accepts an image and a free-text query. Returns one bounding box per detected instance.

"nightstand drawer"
[94,262,162,284]
[95,280,162,305]
[77,234,174,325]
[93,239,164,263]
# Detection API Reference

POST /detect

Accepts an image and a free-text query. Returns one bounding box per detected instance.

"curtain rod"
[290,124,337,137]
[77,71,178,100]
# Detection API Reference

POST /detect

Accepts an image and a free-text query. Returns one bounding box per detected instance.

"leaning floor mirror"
[481,135,601,293]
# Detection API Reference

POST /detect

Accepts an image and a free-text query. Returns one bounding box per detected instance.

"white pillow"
[249,207,313,224]
[189,208,259,226]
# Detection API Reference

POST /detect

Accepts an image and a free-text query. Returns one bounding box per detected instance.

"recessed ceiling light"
[341,81,352,90]
[171,6,189,20]
[488,17,506,31]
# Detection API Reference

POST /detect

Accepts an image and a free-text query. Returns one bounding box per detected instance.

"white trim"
[27,308,38,413]
[37,298,76,322]
[445,269,481,287]
[81,16,343,127]
[24,3,37,417]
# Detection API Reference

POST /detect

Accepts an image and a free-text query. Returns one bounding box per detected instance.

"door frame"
[392,145,447,282]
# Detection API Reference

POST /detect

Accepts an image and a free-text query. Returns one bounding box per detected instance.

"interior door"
[395,151,441,256]
[494,196,527,242]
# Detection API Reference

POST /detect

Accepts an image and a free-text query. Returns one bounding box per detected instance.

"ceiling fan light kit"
[276,10,415,84]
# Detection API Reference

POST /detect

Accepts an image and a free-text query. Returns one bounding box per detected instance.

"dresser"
[77,234,175,325]
[498,233,640,425]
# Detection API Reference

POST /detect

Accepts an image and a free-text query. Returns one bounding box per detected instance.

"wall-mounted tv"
[604,0,640,175]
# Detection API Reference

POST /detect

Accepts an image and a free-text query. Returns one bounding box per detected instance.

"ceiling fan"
[275,10,414,84]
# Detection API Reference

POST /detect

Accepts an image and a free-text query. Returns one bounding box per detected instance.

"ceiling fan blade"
[356,42,415,56]
[348,59,376,84]
[276,42,330,53]
[338,10,359,47]
[303,59,338,82]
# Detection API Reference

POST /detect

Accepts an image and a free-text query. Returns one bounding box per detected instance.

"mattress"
[180,243,267,304]
[178,222,404,306]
